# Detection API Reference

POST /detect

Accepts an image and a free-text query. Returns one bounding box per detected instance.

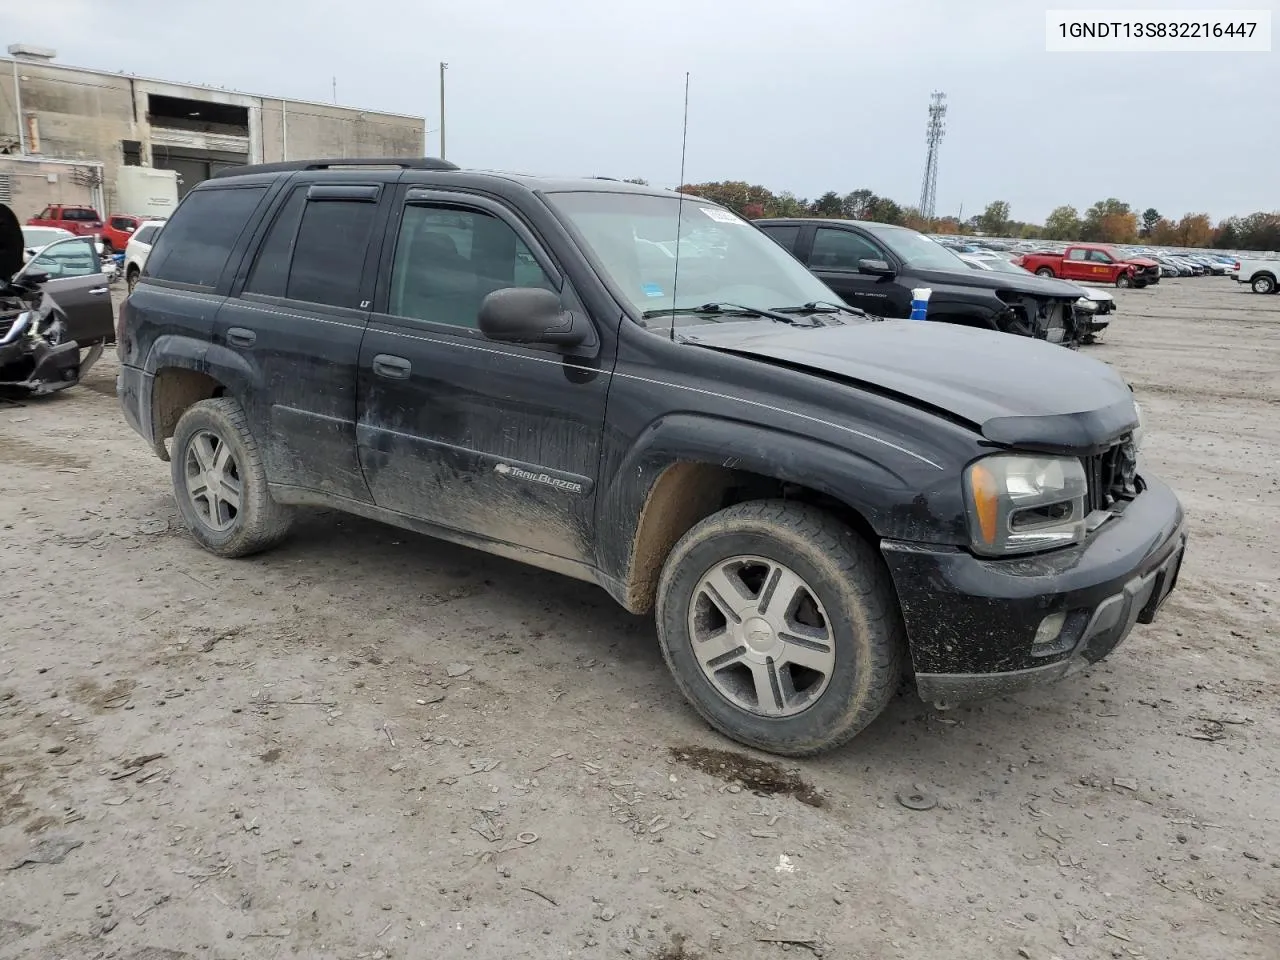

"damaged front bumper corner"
[880,475,1186,707]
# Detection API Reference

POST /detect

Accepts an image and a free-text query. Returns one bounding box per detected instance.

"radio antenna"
[669,71,690,344]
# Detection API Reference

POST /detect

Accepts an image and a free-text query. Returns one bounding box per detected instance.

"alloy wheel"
[688,555,835,718]
[183,430,243,532]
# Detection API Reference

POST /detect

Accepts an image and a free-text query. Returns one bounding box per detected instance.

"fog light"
[1033,611,1067,649]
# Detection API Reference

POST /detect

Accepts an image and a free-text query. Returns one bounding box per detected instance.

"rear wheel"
[655,500,904,757]
[170,398,294,558]
[126,266,140,293]
[1252,274,1276,295]
[1115,273,1132,288]
[1035,267,1055,278]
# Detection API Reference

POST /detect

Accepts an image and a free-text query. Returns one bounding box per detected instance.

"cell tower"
[918,91,947,221]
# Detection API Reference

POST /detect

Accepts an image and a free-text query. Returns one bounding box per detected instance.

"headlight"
[1074,296,1097,313]
[964,454,1088,556]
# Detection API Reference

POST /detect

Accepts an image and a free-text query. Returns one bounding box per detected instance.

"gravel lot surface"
[1,277,1277,960]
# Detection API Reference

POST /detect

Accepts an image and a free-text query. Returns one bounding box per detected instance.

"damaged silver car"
[1,203,116,396]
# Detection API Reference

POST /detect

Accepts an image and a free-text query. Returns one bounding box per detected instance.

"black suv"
[756,218,1091,343]
[117,159,1186,756]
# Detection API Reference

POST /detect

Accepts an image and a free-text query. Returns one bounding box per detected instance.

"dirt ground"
[1,277,1277,960]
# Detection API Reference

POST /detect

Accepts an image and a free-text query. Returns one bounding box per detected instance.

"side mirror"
[15,268,50,287]
[858,258,895,277]
[478,287,587,347]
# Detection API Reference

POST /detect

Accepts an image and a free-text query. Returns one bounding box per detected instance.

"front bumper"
[881,475,1186,705]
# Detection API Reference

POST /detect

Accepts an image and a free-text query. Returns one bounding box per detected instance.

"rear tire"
[126,266,140,293]
[1035,267,1055,278]
[1252,274,1276,295]
[655,500,905,757]
[170,398,294,558]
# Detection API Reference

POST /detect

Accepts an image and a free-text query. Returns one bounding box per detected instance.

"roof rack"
[212,157,459,178]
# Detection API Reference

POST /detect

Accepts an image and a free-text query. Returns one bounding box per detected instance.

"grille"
[1083,437,1139,512]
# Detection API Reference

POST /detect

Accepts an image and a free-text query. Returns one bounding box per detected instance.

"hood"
[681,319,1139,454]
[1123,255,1158,266]
[910,263,1084,301]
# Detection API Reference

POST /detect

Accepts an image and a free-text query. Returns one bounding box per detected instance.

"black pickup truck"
[755,217,1091,344]
[118,163,1186,756]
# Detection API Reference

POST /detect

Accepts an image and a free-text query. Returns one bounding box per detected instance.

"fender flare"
[595,414,961,613]
[138,336,262,455]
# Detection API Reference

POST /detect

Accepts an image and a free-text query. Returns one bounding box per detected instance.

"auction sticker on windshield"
[700,207,744,224]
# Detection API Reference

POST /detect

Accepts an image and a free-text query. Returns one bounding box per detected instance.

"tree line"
[669,180,1280,251]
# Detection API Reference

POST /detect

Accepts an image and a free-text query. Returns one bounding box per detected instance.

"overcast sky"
[5,0,1274,222]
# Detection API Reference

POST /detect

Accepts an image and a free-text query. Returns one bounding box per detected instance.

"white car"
[1237,258,1280,294]
[21,225,76,261]
[123,220,165,293]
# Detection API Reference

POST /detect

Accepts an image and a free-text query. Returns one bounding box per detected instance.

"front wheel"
[170,398,294,558]
[1252,274,1277,295]
[1115,273,1132,288]
[655,500,905,757]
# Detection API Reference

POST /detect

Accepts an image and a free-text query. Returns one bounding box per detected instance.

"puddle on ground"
[669,745,824,808]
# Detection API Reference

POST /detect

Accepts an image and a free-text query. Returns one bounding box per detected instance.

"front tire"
[170,398,293,558]
[655,500,904,757]
[1252,274,1276,295]
[1115,273,1132,288]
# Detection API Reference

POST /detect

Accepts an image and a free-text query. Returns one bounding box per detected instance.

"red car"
[1014,244,1161,289]
[100,214,150,253]
[26,204,104,241]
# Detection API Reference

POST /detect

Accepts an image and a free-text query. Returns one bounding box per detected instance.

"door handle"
[89,287,109,295]
[372,354,411,379]
[227,327,257,347]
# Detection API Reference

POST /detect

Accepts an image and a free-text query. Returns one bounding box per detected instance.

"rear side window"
[758,225,801,253]
[145,187,267,287]
[243,191,377,308]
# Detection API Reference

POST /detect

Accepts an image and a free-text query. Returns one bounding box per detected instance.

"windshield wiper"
[771,300,865,317]
[641,302,798,324]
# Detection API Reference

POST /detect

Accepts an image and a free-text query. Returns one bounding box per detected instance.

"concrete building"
[1,45,426,220]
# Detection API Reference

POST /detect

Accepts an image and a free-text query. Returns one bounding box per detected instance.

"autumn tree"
[678,181,776,217]
[1140,208,1161,236]
[1082,199,1137,243]
[1233,212,1280,250]
[1173,213,1214,248]
[1043,205,1081,240]
[900,206,930,231]
[932,216,964,234]
[976,200,1011,236]
[1213,218,1240,249]
[1149,219,1178,246]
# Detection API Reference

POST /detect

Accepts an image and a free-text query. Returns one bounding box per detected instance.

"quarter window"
[145,186,267,287]
[388,205,555,328]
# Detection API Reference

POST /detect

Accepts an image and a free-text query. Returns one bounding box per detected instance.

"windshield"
[546,191,835,321]
[861,225,970,271]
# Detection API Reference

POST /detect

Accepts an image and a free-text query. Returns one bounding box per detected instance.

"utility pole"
[439,62,448,160]
[331,77,337,104]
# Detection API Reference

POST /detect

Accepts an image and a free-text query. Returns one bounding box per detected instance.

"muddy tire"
[170,398,293,558]
[1251,273,1276,295]
[1115,273,1132,288]
[1035,267,1055,278]
[655,500,904,757]
[126,266,140,293]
